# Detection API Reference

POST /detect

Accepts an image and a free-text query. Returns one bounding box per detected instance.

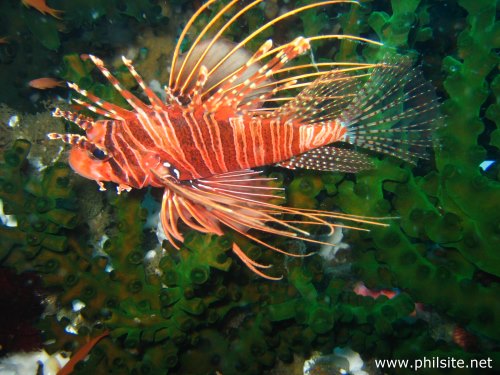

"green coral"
[333,0,500,350]
[368,0,422,48]
[0,139,77,267]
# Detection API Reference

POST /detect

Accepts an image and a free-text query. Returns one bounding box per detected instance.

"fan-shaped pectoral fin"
[155,169,387,279]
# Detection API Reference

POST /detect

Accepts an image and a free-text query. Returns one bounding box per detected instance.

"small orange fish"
[21,0,63,19]
[452,326,477,351]
[0,36,9,44]
[354,282,398,299]
[57,331,109,375]
[29,77,65,89]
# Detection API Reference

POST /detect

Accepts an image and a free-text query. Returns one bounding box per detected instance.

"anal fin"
[278,146,374,173]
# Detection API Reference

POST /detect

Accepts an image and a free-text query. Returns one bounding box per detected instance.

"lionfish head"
[49,114,119,188]
[67,145,114,184]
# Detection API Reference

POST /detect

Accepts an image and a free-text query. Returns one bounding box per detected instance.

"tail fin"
[339,57,442,163]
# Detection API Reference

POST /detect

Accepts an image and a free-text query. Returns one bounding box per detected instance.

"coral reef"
[336,0,500,341]
[0,0,499,374]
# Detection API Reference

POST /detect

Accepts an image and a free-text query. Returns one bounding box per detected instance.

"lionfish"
[49,0,439,279]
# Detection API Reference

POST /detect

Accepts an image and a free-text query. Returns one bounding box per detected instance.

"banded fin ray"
[172,39,274,106]
[169,0,382,111]
[171,0,265,97]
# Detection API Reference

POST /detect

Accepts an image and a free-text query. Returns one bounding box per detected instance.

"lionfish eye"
[91,148,107,160]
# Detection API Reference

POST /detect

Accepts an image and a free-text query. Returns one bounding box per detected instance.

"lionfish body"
[50,0,440,279]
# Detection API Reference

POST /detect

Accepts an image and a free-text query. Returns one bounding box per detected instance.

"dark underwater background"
[0,0,499,374]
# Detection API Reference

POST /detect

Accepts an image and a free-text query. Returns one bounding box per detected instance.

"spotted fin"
[339,57,442,163]
[278,146,374,173]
